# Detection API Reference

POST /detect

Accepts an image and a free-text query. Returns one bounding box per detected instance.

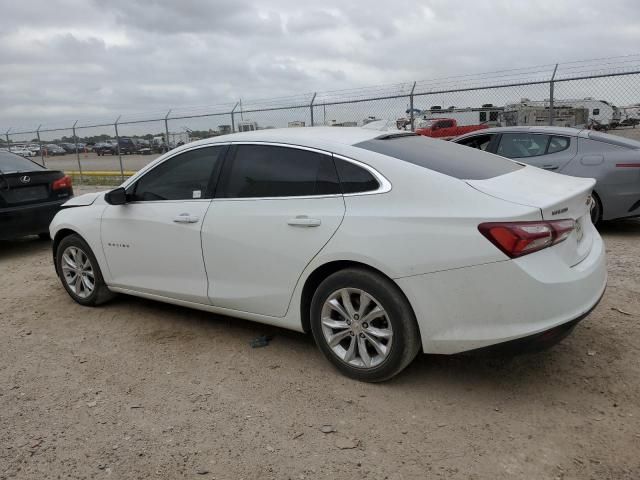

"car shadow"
[0,236,50,259]
[599,217,640,236]
[100,293,583,396]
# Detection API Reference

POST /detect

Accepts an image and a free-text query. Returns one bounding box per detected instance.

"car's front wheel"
[56,234,115,306]
[310,268,420,382]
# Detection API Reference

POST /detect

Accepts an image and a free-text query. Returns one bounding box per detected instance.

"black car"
[96,138,137,155]
[0,151,73,240]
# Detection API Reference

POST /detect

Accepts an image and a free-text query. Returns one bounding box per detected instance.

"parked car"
[453,126,640,224]
[96,138,137,156]
[0,150,73,240]
[134,139,152,155]
[415,118,488,139]
[10,147,35,157]
[44,144,66,156]
[50,128,606,382]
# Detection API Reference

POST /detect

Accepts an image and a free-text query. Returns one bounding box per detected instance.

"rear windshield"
[355,135,522,180]
[587,131,640,149]
[0,151,45,173]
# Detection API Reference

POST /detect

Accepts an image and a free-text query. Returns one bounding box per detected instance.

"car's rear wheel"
[310,268,420,382]
[590,192,603,226]
[56,234,115,306]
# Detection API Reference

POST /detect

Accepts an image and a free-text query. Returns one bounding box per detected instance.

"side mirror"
[105,187,127,205]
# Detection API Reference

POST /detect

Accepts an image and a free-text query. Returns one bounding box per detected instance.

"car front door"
[100,145,227,303]
[495,133,577,171]
[201,143,346,317]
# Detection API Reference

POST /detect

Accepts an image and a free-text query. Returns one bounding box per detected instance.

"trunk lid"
[0,170,71,207]
[467,165,595,266]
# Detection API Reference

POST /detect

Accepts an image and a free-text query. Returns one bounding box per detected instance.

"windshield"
[0,151,46,173]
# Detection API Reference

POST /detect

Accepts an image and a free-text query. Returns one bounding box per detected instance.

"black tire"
[56,234,115,306]
[310,268,421,382]
[590,192,603,226]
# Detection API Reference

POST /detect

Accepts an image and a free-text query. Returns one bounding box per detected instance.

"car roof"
[187,126,399,150]
[461,126,586,137]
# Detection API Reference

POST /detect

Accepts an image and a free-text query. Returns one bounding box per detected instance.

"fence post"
[114,116,124,182]
[549,63,558,126]
[410,81,417,132]
[164,109,171,150]
[230,102,239,133]
[5,129,11,152]
[73,120,83,183]
[36,125,45,167]
[310,92,317,127]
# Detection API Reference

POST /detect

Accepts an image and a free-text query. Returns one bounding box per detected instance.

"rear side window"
[334,158,379,194]
[456,134,494,151]
[497,133,549,158]
[547,136,570,154]
[218,144,340,198]
[0,151,45,173]
[355,135,522,180]
[130,146,225,201]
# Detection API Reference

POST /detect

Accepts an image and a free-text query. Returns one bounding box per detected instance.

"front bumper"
[397,231,607,354]
[0,199,67,240]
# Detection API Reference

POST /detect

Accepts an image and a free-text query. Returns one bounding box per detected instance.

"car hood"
[62,191,104,207]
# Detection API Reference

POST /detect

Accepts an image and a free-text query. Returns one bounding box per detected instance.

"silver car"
[453,126,640,224]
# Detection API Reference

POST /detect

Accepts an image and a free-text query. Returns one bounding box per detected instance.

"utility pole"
[73,121,83,183]
[310,92,317,127]
[114,116,124,182]
[5,129,11,152]
[231,102,239,133]
[36,125,45,167]
[549,63,558,126]
[164,109,171,151]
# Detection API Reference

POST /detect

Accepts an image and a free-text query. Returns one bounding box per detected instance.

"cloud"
[0,0,639,132]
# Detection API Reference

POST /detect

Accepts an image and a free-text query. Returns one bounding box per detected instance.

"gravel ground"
[1,193,639,479]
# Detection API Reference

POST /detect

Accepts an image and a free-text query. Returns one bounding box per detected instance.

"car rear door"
[100,145,227,303]
[495,133,577,171]
[201,143,345,317]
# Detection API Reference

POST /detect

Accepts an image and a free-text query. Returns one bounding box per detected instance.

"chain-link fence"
[3,54,640,184]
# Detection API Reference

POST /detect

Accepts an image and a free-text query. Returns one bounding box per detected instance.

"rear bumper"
[397,228,607,354]
[0,199,67,240]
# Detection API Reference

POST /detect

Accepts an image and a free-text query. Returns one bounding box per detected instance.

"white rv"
[510,98,621,126]
[416,106,503,127]
[237,120,258,132]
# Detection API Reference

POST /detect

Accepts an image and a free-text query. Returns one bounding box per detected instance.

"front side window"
[497,134,549,158]
[217,144,340,198]
[129,146,226,201]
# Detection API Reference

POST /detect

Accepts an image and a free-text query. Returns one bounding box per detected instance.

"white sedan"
[50,127,607,381]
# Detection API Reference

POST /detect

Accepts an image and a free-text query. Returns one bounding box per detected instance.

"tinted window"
[457,134,494,151]
[497,133,549,158]
[547,136,570,154]
[218,145,340,198]
[355,135,522,180]
[334,158,379,194]
[0,151,45,173]
[130,146,225,201]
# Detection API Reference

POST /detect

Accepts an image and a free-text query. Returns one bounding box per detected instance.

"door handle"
[287,216,321,227]
[173,213,200,223]
[542,165,559,171]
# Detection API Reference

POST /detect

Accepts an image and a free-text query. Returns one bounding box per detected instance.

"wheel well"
[52,228,78,273]
[299,260,412,333]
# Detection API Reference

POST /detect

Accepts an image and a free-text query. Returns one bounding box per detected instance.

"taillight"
[478,219,576,258]
[52,175,72,191]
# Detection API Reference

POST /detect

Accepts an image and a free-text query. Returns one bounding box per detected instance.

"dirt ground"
[1,192,639,479]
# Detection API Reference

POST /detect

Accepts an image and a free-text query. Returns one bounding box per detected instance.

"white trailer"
[415,106,503,127]
[511,98,621,126]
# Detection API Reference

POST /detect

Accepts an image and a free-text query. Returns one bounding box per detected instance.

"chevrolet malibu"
[50,127,607,382]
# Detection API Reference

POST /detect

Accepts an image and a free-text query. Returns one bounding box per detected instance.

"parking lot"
[1,186,639,479]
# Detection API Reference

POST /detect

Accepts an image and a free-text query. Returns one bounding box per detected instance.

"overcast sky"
[1,0,640,131]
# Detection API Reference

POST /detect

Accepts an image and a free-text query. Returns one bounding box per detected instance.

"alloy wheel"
[61,246,95,299]
[320,288,393,368]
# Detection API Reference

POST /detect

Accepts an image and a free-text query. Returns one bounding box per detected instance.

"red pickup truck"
[415,118,488,139]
